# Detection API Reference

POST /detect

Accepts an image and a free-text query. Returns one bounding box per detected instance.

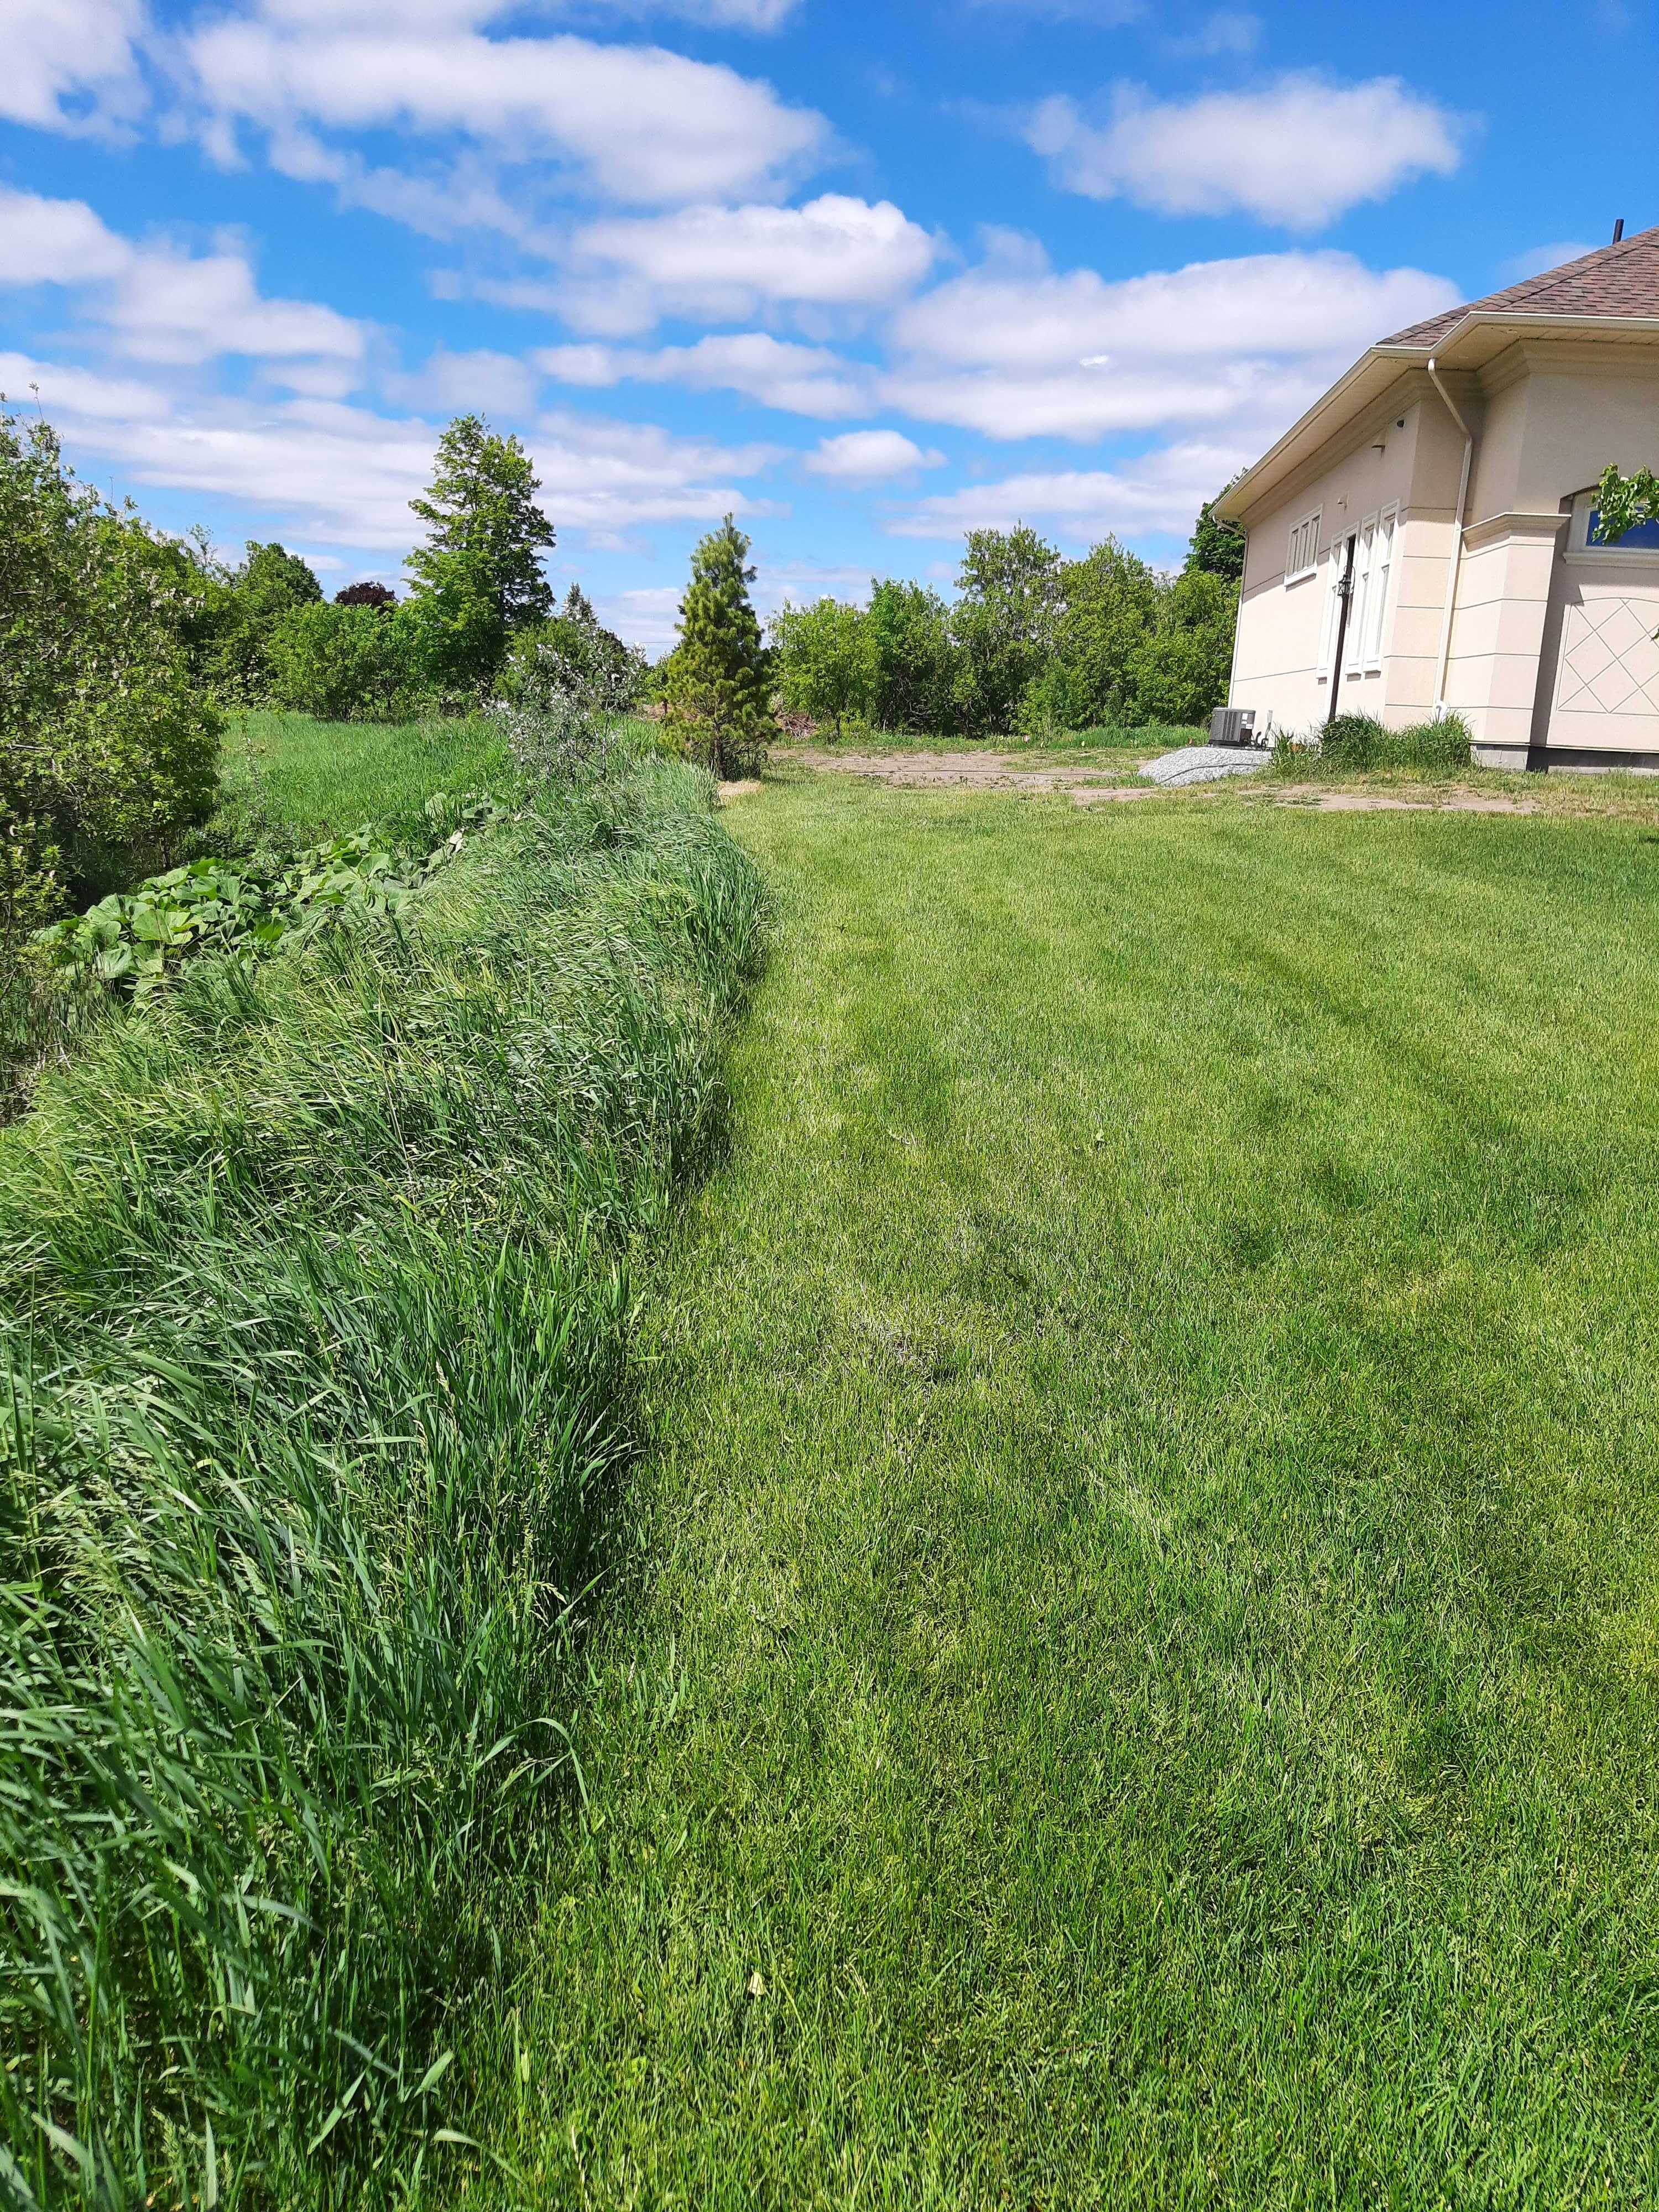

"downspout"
[1427,355,1474,719]
[1223,528,1248,728]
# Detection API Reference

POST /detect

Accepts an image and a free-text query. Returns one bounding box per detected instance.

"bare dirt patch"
[1279,787,1539,815]
[778,747,1659,822]
[785,747,1149,794]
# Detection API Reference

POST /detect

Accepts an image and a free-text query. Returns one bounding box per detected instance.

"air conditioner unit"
[1208,706,1259,747]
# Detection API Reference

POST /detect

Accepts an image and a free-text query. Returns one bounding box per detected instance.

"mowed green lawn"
[476,775,1659,2206]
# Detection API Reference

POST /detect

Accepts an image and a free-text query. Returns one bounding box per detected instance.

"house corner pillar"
[1441,512,1565,769]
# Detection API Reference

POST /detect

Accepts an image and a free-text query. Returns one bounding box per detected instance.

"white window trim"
[1286,507,1322,585]
[1566,487,1659,564]
[1357,502,1398,674]
[1316,536,1346,682]
[1344,514,1375,679]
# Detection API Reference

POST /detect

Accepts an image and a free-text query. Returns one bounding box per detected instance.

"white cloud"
[529,409,780,545]
[0,187,364,368]
[1502,240,1600,282]
[401,347,540,415]
[539,332,873,417]
[601,583,682,655]
[187,21,827,206]
[967,0,1145,18]
[889,439,1242,542]
[560,0,802,22]
[806,430,943,481]
[562,196,937,335]
[1165,9,1260,55]
[244,0,799,22]
[0,352,173,427]
[0,190,132,286]
[3,356,433,545]
[0,0,147,132]
[1027,73,1465,229]
[3,348,773,556]
[883,241,1459,440]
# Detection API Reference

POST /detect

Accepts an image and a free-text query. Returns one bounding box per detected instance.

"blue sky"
[4,0,1652,649]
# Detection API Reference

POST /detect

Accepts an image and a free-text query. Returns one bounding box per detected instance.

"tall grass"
[216,711,518,847]
[1274,710,1474,776]
[0,753,764,2206]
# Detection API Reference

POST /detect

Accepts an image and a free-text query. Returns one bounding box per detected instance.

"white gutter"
[1427,354,1474,719]
[1223,528,1247,720]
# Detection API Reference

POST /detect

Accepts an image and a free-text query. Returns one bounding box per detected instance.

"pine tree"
[664,516,773,776]
[406,414,555,693]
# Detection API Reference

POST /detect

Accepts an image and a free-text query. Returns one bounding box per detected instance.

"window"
[1569,489,1659,561]
[1316,537,1347,681]
[1286,508,1321,583]
[1346,517,1375,674]
[1362,505,1397,670]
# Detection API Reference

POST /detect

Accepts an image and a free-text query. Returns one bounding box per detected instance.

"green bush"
[496,589,645,717]
[0,411,220,929]
[0,749,764,2206]
[205,541,326,704]
[769,594,870,739]
[32,796,502,1001]
[267,601,430,721]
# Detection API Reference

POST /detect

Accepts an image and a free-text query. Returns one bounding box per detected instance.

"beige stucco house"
[1215,227,1659,769]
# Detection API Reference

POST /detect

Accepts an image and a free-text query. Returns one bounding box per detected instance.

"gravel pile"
[1139,744,1273,788]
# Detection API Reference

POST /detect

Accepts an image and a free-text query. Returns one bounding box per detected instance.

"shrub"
[497,591,644,719]
[1051,538,1162,729]
[267,601,430,721]
[32,797,502,1001]
[949,526,1062,737]
[770,595,870,740]
[206,541,326,703]
[0,410,220,927]
[1127,568,1238,728]
[863,578,959,734]
[1017,661,1097,739]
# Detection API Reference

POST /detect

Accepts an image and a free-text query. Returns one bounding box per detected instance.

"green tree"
[0,410,219,932]
[208,540,324,702]
[770,595,870,739]
[1049,537,1162,729]
[1593,465,1659,544]
[864,578,959,733]
[1185,484,1245,581]
[1126,568,1238,727]
[406,414,555,695]
[267,602,426,722]
[664,516,774,776]
[949,525,1062,735]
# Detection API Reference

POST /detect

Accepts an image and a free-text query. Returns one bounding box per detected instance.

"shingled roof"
[1384,225,1659,349]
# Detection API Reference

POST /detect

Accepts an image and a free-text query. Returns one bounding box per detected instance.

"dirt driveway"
[757,747,1542,815]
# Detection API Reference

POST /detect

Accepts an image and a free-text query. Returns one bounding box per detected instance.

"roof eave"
[1212,346,1416,525]
[1213,310,1659,527]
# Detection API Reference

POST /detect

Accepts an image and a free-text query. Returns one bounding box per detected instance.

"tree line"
[769,507,1240,745]
[2,389,1242,937]
[0,407,632,938]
